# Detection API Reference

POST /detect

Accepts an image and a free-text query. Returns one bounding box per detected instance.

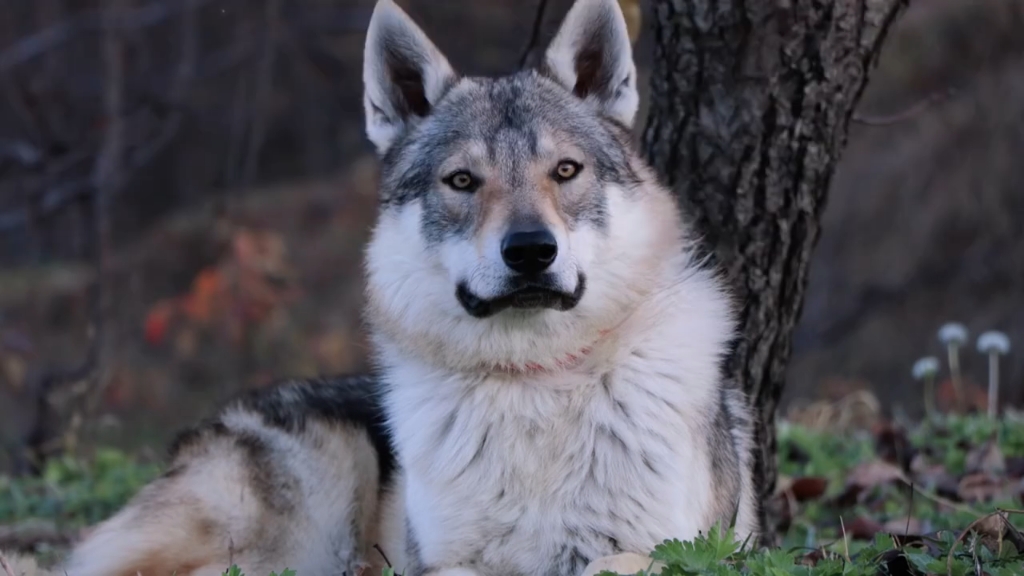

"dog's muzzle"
[455,273,586,319]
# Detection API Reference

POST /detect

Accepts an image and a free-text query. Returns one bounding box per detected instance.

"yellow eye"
[445,171,477,191]
[554,160,581,182]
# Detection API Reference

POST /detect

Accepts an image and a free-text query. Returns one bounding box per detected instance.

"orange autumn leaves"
[143,227,301,350]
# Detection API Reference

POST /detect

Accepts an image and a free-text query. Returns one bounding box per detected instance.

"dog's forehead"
[431,73,602,158]
[379,72,637,207]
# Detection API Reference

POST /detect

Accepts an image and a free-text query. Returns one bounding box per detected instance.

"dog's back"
[50,377,393,576]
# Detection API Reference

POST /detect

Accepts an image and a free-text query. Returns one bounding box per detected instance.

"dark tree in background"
[642,0,906,543]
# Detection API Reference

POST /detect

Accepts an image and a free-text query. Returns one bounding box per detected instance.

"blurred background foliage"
[0,0,1021,470]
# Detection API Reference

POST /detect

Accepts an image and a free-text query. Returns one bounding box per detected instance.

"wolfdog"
[2,0,760,574]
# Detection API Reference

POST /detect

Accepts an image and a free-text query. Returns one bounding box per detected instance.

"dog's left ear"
[363,0,457,155]
[542,0,639,128]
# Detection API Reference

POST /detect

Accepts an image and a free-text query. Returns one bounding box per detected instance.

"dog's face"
[362,0,682,370]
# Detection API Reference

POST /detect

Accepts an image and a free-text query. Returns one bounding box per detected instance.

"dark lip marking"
[455,272,586,318]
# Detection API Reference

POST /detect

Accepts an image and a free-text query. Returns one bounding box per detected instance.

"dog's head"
[362,0,686,372]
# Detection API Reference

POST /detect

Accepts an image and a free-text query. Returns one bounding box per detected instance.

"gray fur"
[379,71,641,242]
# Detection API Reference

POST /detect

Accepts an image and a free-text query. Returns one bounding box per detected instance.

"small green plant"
[0,448,159,526]
[220,565,295,576]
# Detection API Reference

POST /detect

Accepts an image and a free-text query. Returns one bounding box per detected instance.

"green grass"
[0,448,159,528]
[3,412,1023,575]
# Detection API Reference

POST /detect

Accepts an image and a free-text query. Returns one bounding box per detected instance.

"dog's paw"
[580,552,665,576]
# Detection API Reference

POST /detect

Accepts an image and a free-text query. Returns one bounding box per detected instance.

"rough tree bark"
[642,0,906,544]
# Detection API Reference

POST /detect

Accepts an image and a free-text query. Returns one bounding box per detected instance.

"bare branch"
[0,0,213,72]
[852,87,958,126]
[15,0,128,475]
[518,0,549,70]
[242,0,283,185]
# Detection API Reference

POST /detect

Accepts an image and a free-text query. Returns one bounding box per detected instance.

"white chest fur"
[381,317,727,576]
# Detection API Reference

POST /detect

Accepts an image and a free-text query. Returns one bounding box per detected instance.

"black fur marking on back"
[233,429,298,514]
[169,374,396,488]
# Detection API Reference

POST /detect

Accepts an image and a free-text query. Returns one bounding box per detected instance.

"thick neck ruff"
[485,328,615,375]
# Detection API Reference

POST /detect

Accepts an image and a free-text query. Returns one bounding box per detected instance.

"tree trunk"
[642,0,906,545]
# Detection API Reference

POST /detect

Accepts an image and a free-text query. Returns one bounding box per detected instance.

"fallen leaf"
[834,459,906,508]
[965,433,1006,475]
[882,516,923,536]
[789,476,829,502]
[845,516,884,540]
[848,459,906,487]
[797,549,826,567]
[873,421,915,470]
[957,473,1008,503]
[972,512,1024,555]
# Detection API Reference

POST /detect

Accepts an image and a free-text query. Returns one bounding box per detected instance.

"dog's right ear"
[363,0,457,155]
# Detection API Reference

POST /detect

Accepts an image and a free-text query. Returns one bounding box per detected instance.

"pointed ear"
[363,0,457,154]
[542,0,639,127]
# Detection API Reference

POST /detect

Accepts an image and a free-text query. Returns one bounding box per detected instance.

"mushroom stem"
[924,374,936,421]
[987,351,999,418]
[947,343,965,413]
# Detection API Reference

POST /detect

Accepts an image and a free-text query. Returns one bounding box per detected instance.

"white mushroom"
[938,322,969,346]
[977,330,1011,418]
[912,356,940,419]
[937,322,969,412]
[912,356,940,380]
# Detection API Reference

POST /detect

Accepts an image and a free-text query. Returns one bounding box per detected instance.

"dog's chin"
[456,273,587,319]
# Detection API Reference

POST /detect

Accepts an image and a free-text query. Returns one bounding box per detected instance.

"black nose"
[501,228,558,274]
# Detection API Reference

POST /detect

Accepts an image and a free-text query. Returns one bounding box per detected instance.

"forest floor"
[2,391,1023,576]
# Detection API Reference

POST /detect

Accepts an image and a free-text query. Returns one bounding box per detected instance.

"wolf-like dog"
[2,0,760,574]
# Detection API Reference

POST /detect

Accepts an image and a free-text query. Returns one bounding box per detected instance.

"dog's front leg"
[579,552,665,576]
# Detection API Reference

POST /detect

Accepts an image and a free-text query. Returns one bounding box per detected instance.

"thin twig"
[895,473,981,517]
[852,87,958,126]
[60,0,128,458]
[945,511,1002,575]
[518,0,549,70]
[839,516,851,564]
[241,0,282,185]
[0,0,214,72]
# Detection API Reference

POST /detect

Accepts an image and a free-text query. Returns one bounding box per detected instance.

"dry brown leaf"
[847,459,906,488]
[873,421,915,469]
[965,433,1006,475]
[957,473,1008,503]
[834,459,906,507]
[790,476,829,502]
[882,516,923,536]
[845,516,884,540]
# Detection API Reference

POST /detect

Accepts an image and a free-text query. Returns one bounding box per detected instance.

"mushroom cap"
[912,356,940,380]
[977,331,1010,355]
[938,322,969,345]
